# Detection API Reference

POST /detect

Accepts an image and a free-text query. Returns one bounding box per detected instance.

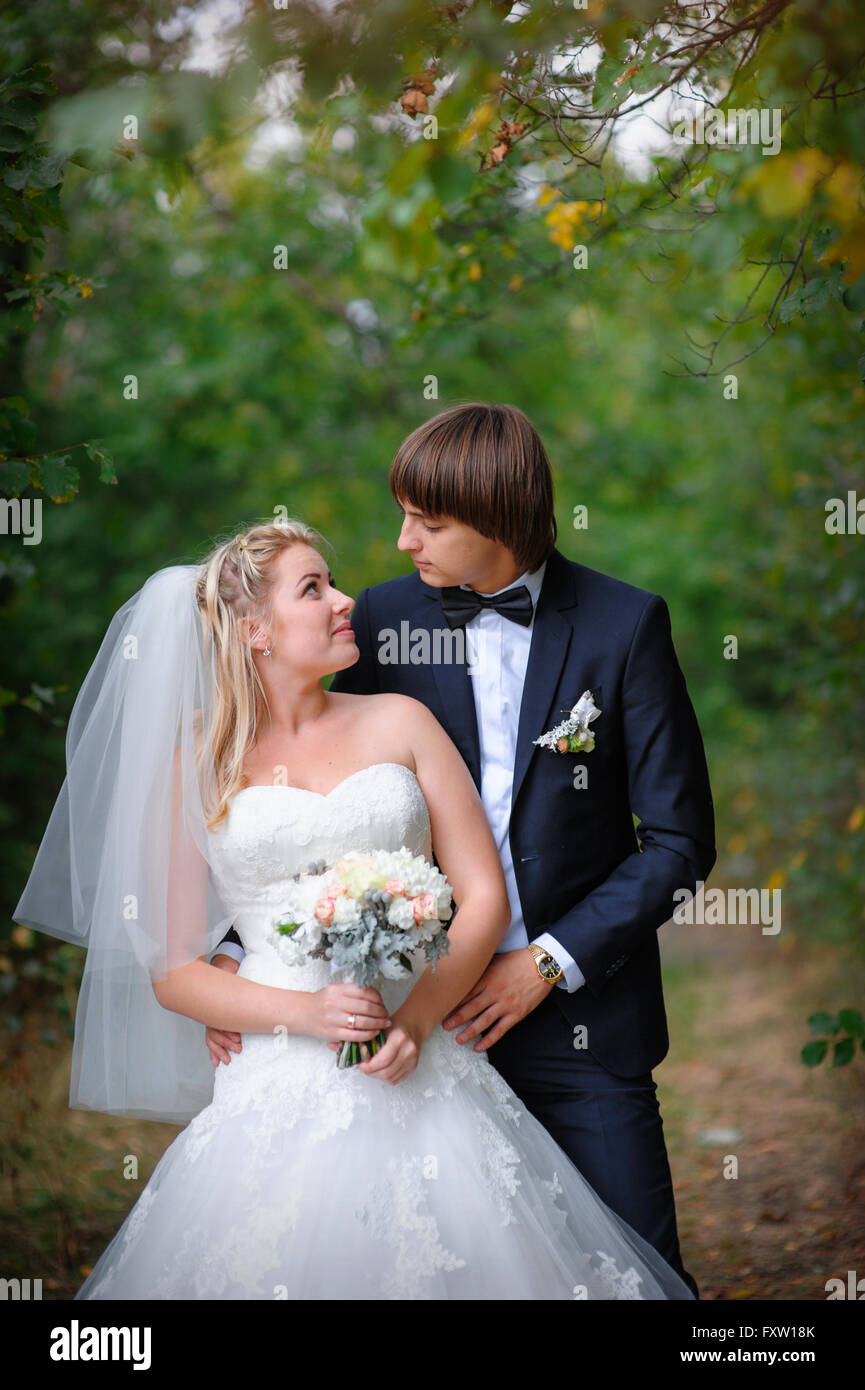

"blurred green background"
[1,0,863,1299]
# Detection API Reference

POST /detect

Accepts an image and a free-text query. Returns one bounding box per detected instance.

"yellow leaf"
[822,219,865,281]
[508,273,523,291]
[536,184,561,208]
[739,149,833,218]
[766,869,786,892]
[823,160,863,226]
[545,201,584,229]
[846,804,865,832]
[549,225,577,250]
[457,101,498,149]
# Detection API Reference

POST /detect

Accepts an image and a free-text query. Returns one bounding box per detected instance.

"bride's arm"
[359,697,511,1084]
[152,753,390,1043]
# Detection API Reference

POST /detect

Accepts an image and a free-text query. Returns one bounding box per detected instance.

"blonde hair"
[195,519,330,828]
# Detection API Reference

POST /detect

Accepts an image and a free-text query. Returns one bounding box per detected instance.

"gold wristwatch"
[527,943,564,985]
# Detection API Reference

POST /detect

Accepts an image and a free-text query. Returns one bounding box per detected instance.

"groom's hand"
[206,952,243,1065]
[442,950,553,1051]
[206,1026,242,1066]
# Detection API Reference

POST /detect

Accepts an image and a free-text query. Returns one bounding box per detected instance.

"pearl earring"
[263,643,272,657]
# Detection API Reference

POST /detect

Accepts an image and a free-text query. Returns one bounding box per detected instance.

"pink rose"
[325,883,346,900]
[556,737,569,754]
[384,879,406,896]
[412,892,436,924]
[314,898,335,924]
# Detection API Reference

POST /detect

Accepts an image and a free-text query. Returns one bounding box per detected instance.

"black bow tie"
[440,583,534,630]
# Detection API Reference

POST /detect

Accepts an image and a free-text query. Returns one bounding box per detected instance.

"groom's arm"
[444,593,715,1050]
[537,594,715,995]
[212,927,244,965]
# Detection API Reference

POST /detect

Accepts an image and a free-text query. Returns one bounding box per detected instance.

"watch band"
[527,943,564,984]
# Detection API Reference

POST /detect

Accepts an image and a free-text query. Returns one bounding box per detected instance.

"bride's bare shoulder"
[329,690,437,726]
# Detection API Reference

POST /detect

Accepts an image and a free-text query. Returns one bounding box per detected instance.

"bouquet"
[268,848,453,1067]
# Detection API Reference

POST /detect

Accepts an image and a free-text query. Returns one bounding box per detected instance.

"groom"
[218,402,715,1295]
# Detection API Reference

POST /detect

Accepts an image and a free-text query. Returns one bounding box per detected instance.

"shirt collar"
[459,557,547,609]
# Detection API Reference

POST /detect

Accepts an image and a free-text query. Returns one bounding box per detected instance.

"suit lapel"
[511,550,579,809]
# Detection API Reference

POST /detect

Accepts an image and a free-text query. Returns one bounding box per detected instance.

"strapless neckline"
[208,759,434,946]
[232,761,419,803]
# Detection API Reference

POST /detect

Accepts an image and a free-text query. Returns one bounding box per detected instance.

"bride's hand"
[307,983,392,1042]
[357,1017,425,1085]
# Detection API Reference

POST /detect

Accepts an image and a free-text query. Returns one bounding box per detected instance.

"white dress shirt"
[461,560,585,993]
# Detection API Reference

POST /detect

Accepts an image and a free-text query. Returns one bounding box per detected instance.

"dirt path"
[657,915,865,1300]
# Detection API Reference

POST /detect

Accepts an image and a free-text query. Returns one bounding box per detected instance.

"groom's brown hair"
[389,402,557,573]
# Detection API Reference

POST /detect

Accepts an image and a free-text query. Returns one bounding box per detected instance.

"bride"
[15,518,693,1300]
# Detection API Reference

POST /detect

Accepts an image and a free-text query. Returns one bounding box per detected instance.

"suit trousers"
[485,990,698,1298]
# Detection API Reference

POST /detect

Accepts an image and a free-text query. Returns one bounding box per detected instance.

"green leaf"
[812,226,834,258]
[832,1036,855,1067]
[0,127,31,153]
[842,273,865,313]
[85,441,117,484]
[807,1011,838,1036]
[630,52,673,94]
[0,459,31,496]
[838,1008,864,1036]
[592,52,629,112]
[801,1039,828,1067]
[37,455,79,502]
[780,277,835,322]
[33,153,66,189]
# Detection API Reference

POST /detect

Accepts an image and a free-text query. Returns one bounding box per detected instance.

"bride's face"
[253,543,358,677]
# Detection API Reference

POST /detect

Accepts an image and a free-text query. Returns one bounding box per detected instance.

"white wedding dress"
[76,762,693,1301]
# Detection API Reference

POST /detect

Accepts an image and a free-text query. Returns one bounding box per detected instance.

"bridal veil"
[14,566,232,1122]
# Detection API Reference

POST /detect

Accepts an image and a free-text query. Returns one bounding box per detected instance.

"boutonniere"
[534,690,602,754]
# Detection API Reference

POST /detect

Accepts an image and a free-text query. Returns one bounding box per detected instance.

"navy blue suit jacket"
[330,546,716,1076]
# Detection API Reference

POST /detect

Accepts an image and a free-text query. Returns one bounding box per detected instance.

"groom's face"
[395,499,515,591]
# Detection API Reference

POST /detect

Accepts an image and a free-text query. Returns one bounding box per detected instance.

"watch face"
[539,955,560,980]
